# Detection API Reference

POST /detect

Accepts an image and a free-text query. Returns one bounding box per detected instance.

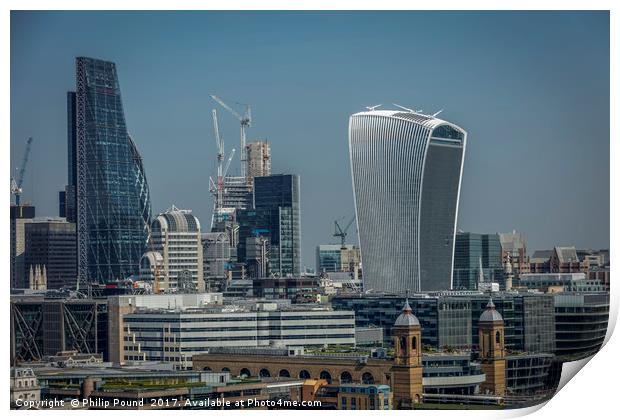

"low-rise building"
[122,303,355,369]
[554,293,609,361]
[518,273,604,293]
[10,367,41,406]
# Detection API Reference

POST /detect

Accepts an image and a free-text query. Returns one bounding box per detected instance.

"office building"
[10,296,108,364]
[553,292,609,361]
[138,251,165,292]
[202,232,231,290]
[316,244,361,276]
[331,292,556,355]
[23,218,77,290]
[246,141,271,181]
[122,304,355,368]
[518,273,604,293]
[245,235,270,279]
[252,277,320,303]
[10,204,35,289]
[150,206,204,293]
[107,293,223,364]
[349,109,467,292]
[64,91,77,223]
[72,57,151,286]
[453,232,504,290]
[254,174,301,277]
[221,176,253,210]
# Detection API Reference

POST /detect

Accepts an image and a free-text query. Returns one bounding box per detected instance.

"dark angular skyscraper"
[73,57,151,287]
[453,232,504,290]
[254,174,301,277]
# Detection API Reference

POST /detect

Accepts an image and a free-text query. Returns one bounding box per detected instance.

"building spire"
[402,298,412,314]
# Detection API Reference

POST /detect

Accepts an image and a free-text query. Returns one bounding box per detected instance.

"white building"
[10,367,41,405]
[150,206,204,292]
[123,303,355,369]
[349,109,467,292]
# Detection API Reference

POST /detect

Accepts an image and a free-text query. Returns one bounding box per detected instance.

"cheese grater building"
[73,57,151,287]
[348,109,466,292]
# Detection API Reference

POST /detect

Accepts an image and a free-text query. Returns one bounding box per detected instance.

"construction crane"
[11,136,34,206]
[333,215,356,249]
[208,108,236,228]
[209,94,252,179]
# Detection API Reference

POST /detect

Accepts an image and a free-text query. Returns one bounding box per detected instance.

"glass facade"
[253,174,301,277]
[75,57,151,285]
[348,110,466,293]
[331,293,555,354]
[554,293,609,361]
[316,244,342,273]
[453,232,505,290]
[24,220,77,290]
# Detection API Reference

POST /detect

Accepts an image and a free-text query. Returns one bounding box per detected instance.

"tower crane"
[11,136,34,206]
[333,215,356,249]
[208,108,236,228]
[209,94,252,179]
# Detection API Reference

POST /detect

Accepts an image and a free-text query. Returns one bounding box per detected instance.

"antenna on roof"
[432,109,444,117]
[392,103,415,113]
[365,104,382,111]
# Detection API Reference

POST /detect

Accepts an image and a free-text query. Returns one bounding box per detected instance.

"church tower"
[391,299,424,409]
[478,297,506,396]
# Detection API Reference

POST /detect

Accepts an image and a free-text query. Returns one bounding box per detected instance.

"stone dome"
[479,297,503,323]
[394,299,420,327]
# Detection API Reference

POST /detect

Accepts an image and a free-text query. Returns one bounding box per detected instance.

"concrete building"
[10,367,41,406]
[202,232,231,291]
[107,293,224,364]
[150,206,204,293]
[311,382,393,410]
[221,176,253,210]
[122,303,355,369]
[348,109,466,293]
[10,204,35,289]
[518,273,604,293]
[23,218,77,290]
[316,245,362,288]
[246,141,271,181]
[138,251,165,293]
[499,231,530,276]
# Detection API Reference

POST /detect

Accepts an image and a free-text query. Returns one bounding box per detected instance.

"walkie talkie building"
[348,109,467,292]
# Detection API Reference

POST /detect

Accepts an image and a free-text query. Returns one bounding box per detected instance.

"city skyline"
[10,11,610,269]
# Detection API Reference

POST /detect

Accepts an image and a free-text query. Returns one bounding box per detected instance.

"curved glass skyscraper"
[74,57,151,286]
[348,109,467,292]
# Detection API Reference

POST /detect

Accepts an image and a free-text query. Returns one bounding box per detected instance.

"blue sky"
[10,11,610,269]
